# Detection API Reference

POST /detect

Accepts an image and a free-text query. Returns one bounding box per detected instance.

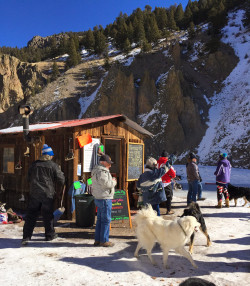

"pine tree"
[85,29,95,51]
[58,36,68,55]
[183,5,193,28]
[50,36,58,58]
[144,15,161,44]
[155,8,168,31]
[94,30,107,55]
[142,39,152,52]
[168,6,178,30]
[133,16,146,47]
[123,38,131,54]
[175,4,184,28]
[127,22,134,44]
[188,21,196,38]
[66,38,81,68]
[51,61,60,81]
[103,54,111,70]
[115,22,128,49]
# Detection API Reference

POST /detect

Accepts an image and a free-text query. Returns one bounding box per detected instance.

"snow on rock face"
[198,9,250,168]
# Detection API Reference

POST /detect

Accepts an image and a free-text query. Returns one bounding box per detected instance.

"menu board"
[111,190,129,221]
[127,143,144,181]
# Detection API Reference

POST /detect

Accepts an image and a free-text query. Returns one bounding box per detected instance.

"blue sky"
[0,0,188,48]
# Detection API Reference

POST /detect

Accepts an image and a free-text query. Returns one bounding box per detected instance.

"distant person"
[214,153,231,208]
[186,153,200,206]
[22,144,65,245]
[137,157,169,216]
[157,151,176,215]
[91,154,117,247]
[197,165,206,201]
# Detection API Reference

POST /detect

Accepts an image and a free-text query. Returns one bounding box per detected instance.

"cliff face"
[0,54,46,113]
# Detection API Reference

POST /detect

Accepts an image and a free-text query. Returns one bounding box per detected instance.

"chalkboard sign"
[111,189,130,222]
[127,143,144,181]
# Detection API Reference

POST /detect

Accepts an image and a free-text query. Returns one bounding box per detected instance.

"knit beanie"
[161,150,168,157]
[189,152,197,160]
[42,144,54,156]
[220,153,227,158]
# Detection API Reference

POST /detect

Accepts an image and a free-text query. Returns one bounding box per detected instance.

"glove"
[165,154,177,168]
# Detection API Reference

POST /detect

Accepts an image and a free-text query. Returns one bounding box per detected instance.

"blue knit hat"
[42,144,54,156]
[220,152,227,158]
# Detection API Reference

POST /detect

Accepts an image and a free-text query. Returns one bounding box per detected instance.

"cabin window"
[3,147,14,174]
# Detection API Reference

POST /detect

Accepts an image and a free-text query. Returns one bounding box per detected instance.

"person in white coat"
[91,154,117,247]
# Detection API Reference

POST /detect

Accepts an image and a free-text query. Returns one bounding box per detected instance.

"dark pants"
[216,182,229,201]
[164,184,173,212]
[23,196,55,239]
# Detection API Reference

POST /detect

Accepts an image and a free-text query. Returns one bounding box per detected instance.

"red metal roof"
[0,114,153,137]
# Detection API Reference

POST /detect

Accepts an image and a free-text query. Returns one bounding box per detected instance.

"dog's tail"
[134,204,157,225]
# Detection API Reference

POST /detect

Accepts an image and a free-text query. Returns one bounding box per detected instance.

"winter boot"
[216,200,222,208]
[225,199,230,208]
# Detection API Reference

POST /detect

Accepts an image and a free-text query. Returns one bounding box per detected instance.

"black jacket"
[28,156,65,199]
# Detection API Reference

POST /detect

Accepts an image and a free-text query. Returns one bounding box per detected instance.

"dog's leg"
[243,197,247,207]
[176,247,198,268]
[163,248,170,269]
[147,250,156,265]
[134,242,141,258]
[200,225,211,247]
[146,242,156,265]
[234,198,237,207]
[189,232,195,254]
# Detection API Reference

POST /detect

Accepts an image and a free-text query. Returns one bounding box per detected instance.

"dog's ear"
[182,209,190,217]
[194,203,200,212]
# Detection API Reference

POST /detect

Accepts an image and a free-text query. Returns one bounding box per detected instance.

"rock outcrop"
[0,54,46,113]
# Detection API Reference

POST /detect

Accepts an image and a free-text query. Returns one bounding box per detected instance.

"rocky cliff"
[0,54,47,120]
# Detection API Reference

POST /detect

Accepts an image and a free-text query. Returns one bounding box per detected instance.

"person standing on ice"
[214,153,231,208]
[186,153,200,206]
[22,144,65,245]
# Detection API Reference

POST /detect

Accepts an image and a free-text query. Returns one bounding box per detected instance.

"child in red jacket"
[157,151,176,215]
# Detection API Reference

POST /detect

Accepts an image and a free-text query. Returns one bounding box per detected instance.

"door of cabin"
[102,138,124,190]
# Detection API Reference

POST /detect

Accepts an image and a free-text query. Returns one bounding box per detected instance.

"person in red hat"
[157,151,176,215]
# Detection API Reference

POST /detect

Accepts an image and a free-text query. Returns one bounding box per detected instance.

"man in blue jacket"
[214,153,231,208]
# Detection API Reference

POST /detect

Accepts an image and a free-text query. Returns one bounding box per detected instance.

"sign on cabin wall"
[111,189,129,221]
[83,138,100,172]
[127,143,144,181]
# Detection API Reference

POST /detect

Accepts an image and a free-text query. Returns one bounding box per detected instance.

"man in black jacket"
[22,144,65,245]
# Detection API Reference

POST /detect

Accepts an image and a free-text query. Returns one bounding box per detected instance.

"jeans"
[187,180,198,205]
[152,204,160,216]
[94,199,112,243]
[197,181,203,199]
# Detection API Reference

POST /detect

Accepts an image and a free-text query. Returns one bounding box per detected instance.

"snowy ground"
[1,166,250,286]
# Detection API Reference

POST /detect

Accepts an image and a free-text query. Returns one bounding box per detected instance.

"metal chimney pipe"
[18,105,34,143]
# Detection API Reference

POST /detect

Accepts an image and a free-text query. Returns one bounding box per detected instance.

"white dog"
[134,205,200,268]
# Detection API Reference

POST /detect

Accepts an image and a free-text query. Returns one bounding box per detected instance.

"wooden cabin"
[0,114,153,219]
